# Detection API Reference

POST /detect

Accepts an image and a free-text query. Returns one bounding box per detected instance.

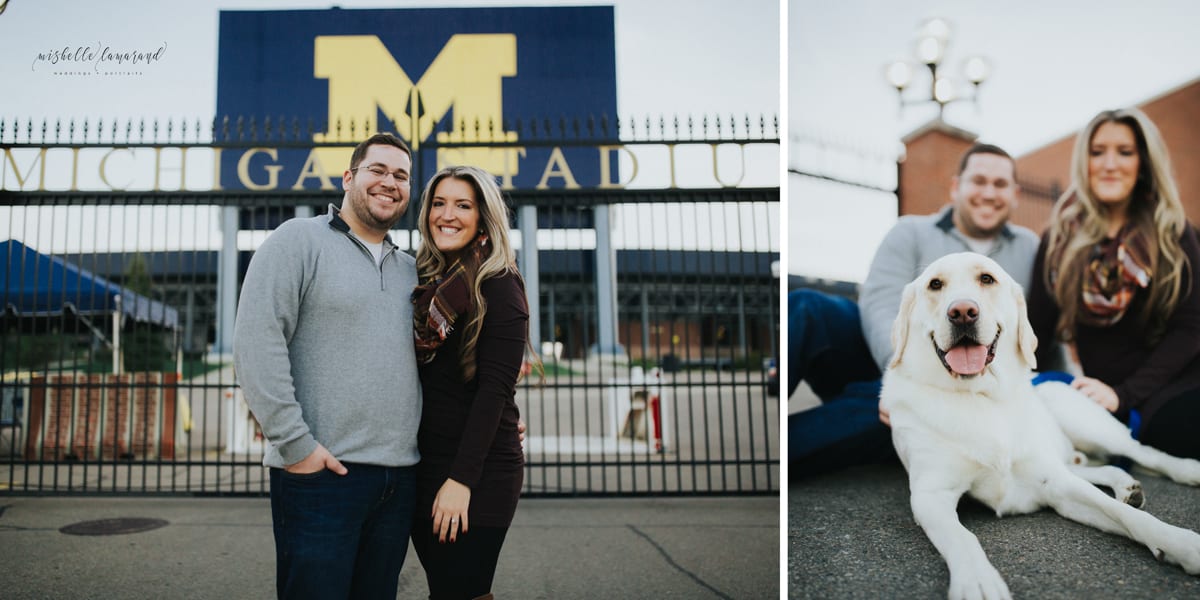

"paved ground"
[0,494,778,599]
[790,463,1200,599]
[789,381,1200,599]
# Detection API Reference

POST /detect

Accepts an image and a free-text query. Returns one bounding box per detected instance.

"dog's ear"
[1012,283,1037,369]
[889,280,918,369]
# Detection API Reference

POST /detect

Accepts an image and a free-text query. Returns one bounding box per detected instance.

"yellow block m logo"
[310,34,519,178]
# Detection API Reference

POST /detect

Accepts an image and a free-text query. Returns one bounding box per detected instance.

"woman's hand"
[431,478,471,543]
[1071,376,1119,413]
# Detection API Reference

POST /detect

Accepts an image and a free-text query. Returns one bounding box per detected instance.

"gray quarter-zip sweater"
[233,205,421,468]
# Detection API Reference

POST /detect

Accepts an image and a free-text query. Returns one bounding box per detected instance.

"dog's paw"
[1169,460,1200,486]
[1116,481,1145,509]
[949,562,1012,600]
[1156,528,1200,575]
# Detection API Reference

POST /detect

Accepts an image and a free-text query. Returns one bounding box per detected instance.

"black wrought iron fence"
[0,114,779,496]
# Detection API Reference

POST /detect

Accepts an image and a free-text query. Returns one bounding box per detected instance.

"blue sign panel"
[216,6,617,190]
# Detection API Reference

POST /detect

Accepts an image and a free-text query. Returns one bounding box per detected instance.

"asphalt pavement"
[0,494,778,599]
[789,463,1200,599]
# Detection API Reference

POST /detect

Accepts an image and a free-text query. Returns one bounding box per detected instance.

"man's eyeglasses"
[354,164,410,184]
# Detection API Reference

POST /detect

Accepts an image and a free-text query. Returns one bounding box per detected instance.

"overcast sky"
[789,0,1200,282]
[1,0,778,125]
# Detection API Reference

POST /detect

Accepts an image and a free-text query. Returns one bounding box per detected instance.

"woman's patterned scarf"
[1050,193,1152,327]
[411,237,486,364]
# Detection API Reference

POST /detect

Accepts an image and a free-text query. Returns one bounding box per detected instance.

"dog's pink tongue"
[945,343,988,375]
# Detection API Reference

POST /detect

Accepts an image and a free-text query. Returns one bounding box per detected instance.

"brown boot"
[471,595,494,600]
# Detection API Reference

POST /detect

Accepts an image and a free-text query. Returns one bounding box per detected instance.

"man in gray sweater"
[233,132,421,599]
[789,143,1041,478]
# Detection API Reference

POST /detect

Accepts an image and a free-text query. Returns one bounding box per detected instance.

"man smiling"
[234,133,423,599]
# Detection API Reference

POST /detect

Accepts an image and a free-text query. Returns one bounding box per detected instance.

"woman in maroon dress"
[410,165,530,599]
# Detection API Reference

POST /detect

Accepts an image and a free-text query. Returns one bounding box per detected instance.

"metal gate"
[0,114,780,496]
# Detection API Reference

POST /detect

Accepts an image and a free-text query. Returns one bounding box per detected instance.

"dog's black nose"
[947,299,979,326]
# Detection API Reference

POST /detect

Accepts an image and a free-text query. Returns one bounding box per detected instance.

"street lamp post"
[885,18,990,118]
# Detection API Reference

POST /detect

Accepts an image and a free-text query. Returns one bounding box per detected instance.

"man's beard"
[351,187,404,231]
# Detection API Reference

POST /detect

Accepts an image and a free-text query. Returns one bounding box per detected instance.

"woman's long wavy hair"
[416,165,524,380]
[1044,107,1189,345]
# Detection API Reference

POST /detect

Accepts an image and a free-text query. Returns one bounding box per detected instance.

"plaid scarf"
[1050,194,1152,327]
[1079,228,1152,326]
[411,238,485,364]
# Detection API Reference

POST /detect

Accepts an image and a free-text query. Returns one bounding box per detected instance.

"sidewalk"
[0,495,778,599]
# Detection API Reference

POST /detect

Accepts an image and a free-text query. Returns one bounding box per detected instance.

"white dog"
[880,252,1200,600]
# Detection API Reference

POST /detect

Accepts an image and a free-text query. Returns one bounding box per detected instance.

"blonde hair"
[1044,107,1189,344]
[416,165,522,380]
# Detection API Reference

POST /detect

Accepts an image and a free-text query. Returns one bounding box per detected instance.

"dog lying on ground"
[880,252,1200,600]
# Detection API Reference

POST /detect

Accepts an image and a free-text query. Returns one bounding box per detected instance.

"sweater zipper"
[380,245,399,291]
[345,233,391,291]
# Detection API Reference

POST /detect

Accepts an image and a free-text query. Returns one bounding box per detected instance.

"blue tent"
[1,239,179,330]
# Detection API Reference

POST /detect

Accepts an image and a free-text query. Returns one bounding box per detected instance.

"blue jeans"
[269,463,417,600]
[788,289,895,478]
